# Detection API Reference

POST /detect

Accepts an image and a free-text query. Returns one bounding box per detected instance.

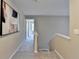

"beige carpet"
[12,51,59,59]
[12,39,59,59]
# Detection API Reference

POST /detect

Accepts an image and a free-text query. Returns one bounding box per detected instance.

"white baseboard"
[54,49,64,59]
[39,49,50,52]
[9,39,25,59]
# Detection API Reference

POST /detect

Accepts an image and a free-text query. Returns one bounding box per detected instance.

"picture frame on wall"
[0,0,19,36]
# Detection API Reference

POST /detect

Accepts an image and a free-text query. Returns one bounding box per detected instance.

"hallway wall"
[52,0,79,59]
[35,16,69,49]
[0,0,26,59]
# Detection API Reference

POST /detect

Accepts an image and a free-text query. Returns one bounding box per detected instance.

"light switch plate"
[73,29,79,35]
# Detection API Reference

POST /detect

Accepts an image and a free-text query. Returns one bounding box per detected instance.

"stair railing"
[34,32,38,53]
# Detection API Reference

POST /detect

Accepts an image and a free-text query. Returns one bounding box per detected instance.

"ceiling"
[11,0,69,16]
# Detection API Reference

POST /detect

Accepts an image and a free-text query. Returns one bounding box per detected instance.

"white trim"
[9,39,25,59]
[54,49,64,59]
[34,50,38,53]
[39,49,50,52]
[39,49,49,51]
[55,33,70,40]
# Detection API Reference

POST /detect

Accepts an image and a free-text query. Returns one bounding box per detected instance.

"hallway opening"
[26,19,34,41]
[19,19,35,52]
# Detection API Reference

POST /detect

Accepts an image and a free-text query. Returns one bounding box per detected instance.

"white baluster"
[34,32,38,53]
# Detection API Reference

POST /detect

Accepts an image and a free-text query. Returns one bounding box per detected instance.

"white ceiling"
[11,0,69,16]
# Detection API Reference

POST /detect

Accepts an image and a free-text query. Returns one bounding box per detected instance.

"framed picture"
[0,0,19,36]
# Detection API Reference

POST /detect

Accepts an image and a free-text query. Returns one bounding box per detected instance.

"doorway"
[19,19,35,52]
[26,19,34,40]
[22,19,34,52]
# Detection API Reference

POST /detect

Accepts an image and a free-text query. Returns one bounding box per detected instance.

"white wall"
[35,16,69,49]
[52,0,79,59]
[0,0,26,59]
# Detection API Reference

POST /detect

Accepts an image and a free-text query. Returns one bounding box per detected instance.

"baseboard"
[54,49,64,59]
[9,39,25,59]
[39,49,50,52]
